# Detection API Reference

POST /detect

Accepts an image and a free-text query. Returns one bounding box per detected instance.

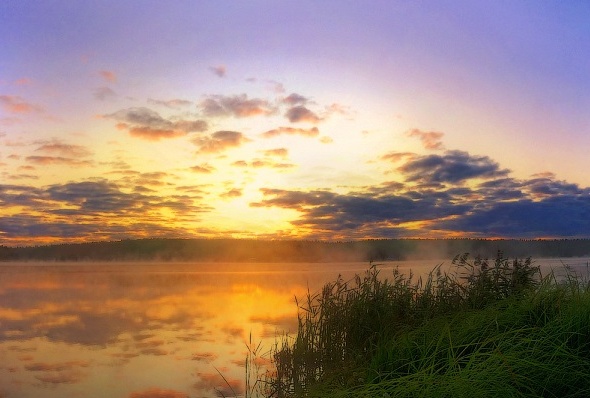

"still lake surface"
[1,258,589,398]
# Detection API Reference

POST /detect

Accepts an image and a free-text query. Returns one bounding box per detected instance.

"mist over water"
[0,259,588,397]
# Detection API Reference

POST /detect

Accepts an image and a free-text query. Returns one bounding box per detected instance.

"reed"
[258,252,590,398]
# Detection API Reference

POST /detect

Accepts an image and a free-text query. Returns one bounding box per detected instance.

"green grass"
[255,252,590,398]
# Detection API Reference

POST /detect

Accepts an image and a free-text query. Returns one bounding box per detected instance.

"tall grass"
[259,252,590,398]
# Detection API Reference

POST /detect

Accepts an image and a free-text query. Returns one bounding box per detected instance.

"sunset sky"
[2,1,590,245]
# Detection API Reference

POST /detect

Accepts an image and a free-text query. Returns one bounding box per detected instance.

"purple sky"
[2,1,590,245]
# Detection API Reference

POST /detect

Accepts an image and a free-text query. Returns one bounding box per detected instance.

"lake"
[1,258,588,398]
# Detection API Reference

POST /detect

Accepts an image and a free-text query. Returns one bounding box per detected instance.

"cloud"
[398,150,509,184]
[106,107,207,140]
[98,70,117,83]
[405,128,446,150]
[172,119,208,132]
[209,65,226,77]
[324,102,353,118]
[252,188,468,230]
[381,151,416,163]
[35,141,93,157]
[199,94,275,118]
[125,126,187,141]
[129,388,188,398]
[285,106,321,123]
[231,160,248,167]
[266,79,286,93]
[523,176,583,198]
[232,159,294,169]
[247,144,590,239]
[94,86,117,101]
[189,163,215,173]
[26,156,93,167]
[251,160,295,169]
[46,180,140,212]
[192,131,250,154]
[221,188,242,198]
[261,148,288,158]
[5,173,39,180]
[14,78,32,86]
[282,93,308,105]
[261,126,319,138]
[0,95,42,114]
[109,107,170,128]
[440,195,590,238]
[147,98,193,109]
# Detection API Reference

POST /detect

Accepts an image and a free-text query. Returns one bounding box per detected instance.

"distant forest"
[2,238,590,262]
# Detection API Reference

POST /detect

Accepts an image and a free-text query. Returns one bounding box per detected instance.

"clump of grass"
[259,252,590,398]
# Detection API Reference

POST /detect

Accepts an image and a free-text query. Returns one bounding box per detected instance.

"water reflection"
[0,259,588,397]
[0,262,360,398]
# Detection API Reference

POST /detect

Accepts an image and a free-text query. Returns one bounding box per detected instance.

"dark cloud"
[405,128,445,150]
[247,150,590,239]
[0,180,212,244]
[46,181,141,212]
[285,106,321,123]
[0,184,45,207]
[440,195,590,238]
[199,94,275,118]
[261,126,319,138]
[523,176,584,198]
[398,150,509,184]
[192,131,250,154]
[251,187,470,238]
[107,107,207,141]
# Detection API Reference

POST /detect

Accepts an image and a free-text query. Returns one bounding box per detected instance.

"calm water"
[0,259,588,398]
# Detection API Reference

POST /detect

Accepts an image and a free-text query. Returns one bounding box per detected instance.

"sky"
[2,1,590,246]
